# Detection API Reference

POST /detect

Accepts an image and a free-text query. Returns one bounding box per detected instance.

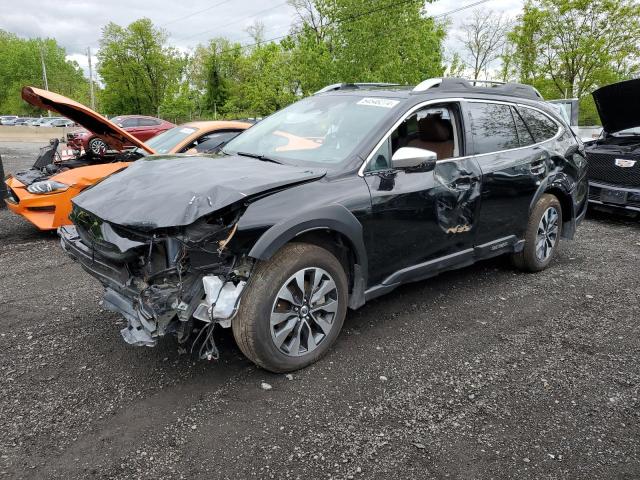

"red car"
[66,115,175,154]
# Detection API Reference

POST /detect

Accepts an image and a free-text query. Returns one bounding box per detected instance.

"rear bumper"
[588,181,640,212]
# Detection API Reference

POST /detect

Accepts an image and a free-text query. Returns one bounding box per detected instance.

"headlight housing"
[27,180,69,194]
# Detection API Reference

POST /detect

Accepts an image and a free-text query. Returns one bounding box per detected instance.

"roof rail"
[412,77,543,100]
[314,82,402,94]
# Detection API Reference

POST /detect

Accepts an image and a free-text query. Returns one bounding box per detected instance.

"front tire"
[512,193,562,272]
[232,243,348,373]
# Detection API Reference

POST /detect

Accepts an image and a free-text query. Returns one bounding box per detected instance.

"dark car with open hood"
[585,78,640,214]
[59,78,588,372]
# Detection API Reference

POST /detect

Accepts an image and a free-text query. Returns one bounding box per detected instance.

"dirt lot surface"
[0,141,47,175]
[1,188,639,479]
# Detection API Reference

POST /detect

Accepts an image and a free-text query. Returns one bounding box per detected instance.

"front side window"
[365,105,460,172]
[223,95,400,166]
[518,106,559,143]
[467,102,520,155]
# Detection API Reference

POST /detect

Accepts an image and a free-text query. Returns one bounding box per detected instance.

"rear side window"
[518,106,559,142]
[511,106,535,146]
[467,102,520,154]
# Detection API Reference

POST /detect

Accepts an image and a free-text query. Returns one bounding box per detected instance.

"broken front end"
[59,206,253,359]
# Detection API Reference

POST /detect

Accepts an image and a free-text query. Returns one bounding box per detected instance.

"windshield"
[223,95,400,165]
[144,126,198,153]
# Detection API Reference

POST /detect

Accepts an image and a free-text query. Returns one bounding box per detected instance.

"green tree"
[97,18,184,116]
[508,0,640,124]
[313,0,445,83]
[0,30,89,114]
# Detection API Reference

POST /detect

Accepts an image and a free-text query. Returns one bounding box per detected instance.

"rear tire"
[512,193,562,272]
[88,137,107,155]
[232,243,348,373]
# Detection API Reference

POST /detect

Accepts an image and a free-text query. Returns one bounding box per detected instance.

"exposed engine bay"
[14,138,144,187]
[62,205,254,360]
[586,135,640,155]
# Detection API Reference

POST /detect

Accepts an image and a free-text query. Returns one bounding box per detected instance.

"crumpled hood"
[72,155,326,229]
[21,86,155,154]
[592,78,640,134]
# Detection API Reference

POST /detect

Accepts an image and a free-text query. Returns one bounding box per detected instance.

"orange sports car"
[4,87,251,230]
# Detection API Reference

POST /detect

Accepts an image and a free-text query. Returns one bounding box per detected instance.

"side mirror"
[391,147,437,171]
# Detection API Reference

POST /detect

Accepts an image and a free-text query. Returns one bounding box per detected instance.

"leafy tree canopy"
[0,30,89,115]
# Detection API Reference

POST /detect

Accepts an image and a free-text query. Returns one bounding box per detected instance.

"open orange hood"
[21,86,156,154]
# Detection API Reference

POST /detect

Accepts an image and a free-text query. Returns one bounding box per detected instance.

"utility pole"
[39,42,51,117]
[87,47,95,110]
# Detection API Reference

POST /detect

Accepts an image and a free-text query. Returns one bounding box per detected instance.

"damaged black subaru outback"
[59,78,588,372]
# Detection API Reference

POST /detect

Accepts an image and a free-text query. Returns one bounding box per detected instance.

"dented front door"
[362,157,482,286]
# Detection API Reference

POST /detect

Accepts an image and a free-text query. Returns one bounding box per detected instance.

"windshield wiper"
[236,151,282,164]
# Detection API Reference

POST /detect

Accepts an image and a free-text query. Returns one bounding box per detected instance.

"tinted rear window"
[467,102,520,154]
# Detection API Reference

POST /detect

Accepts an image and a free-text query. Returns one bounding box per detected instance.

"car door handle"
[450,177,474,190]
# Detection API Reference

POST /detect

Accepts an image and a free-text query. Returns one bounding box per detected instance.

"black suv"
[59,78,588,372]
[585,78,640,214]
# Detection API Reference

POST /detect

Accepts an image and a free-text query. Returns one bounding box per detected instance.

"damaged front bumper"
[59,224,248,350]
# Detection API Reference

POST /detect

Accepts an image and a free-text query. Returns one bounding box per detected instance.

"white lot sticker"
[179,127,196,134]
[357,97,400,108]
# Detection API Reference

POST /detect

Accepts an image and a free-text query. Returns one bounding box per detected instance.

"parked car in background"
[67,114,175,154]
[4,86,250,230]
[0,115,18,125]
[59,78,588,372]
[13,117,37,126]
[40,118,76,127]
[585,78,640,215]
[139,120,253,155]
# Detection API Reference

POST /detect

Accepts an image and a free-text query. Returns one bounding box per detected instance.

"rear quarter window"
[518,106,559,143]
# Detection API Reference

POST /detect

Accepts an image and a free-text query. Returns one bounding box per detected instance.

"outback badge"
[614,158,636,168]
[446,224,471,234]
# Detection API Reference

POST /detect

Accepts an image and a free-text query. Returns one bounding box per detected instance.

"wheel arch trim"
[530,174,576,239]
[247,203,368,287]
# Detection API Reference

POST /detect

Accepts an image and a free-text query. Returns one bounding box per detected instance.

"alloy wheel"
[89,138,107,154]
[270,267,339,357]
[535,206,559,261]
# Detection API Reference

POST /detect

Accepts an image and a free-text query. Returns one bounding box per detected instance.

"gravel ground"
[1,181,639,479]
[0,141,47,175]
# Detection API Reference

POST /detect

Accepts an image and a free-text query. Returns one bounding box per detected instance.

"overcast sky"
[0,0,523,77]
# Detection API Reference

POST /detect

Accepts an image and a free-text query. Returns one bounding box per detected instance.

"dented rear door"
[463,100,543,246]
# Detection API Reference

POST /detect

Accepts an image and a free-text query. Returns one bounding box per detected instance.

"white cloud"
[2,0,524,80]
